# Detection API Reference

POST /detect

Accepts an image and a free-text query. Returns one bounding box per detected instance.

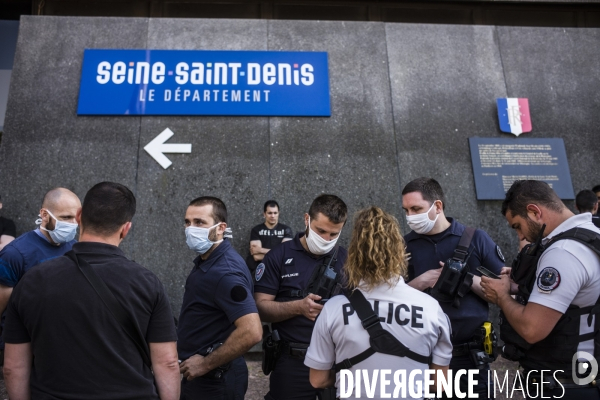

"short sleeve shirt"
[0,216,16,238]
[305,278,452,399]
[4,241,177,400]
[177,239,258,360]
[250,223,294,250]
[0,230,76,287]
[254,233,347,343]
[528,213,600,355]
[404,218,504,344]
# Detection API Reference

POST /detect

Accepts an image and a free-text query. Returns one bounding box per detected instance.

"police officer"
[247,200,293,273]
[177,196,262,400]
[593,185,600,216]
[402,177,504,398]
[482,180,600,399]
[575,190,600,228]
[254,194,348,400]
[305,206,452,399]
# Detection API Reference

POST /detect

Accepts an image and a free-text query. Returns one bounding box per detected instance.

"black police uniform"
[254,233,347,400]
[405,218,504,399]
[178,239,258,400]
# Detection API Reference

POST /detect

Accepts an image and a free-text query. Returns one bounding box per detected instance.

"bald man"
[0,188,81,316]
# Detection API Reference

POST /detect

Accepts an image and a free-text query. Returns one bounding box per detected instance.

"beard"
[525,218,544,242]
[208,225,220,242]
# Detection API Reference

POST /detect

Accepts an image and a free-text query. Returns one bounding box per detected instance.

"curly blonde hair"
[344,206,408,291]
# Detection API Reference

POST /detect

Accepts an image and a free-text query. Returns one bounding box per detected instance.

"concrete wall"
[2,16,600,317]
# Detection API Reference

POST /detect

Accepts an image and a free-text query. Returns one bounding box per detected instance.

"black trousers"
[264,354,319,400]
[180,356,248,400]
[440,355,492,400]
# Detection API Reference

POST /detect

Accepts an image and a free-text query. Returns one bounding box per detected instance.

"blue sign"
[77,49,330,116]
[469,137,574,200]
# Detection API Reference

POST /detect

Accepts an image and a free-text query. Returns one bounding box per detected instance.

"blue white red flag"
[497,98,532,136]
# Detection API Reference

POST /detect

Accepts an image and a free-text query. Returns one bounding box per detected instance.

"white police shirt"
[305,277,452,400]
[529,213,600,355]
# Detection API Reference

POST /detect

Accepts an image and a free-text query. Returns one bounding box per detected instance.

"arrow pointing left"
[144,128,192,169]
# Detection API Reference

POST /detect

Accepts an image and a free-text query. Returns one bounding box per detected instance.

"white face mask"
[37,210,78,244]
[406,201,439,234]
[185,223,223,255]
[305,217,339,255]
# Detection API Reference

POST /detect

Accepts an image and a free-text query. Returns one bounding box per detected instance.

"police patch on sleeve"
[537,267,561,293]
[231,285,248,302]
[496,245,505,263]
[255,263,265,282]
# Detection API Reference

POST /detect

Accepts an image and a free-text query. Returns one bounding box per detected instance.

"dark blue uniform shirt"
[177,239,257,360]
[254,233,347,344]
[405,218,504,345]
[0,230,76,287]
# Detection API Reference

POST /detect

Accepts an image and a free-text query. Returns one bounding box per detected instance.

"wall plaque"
[469,137,574,200]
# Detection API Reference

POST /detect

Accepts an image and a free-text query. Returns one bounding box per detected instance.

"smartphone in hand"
[477,266,501,279]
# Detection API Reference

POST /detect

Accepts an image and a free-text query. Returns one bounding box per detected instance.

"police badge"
[537,267,561,293]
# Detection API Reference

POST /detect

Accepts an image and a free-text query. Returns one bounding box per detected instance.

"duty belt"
[280,341,309,359]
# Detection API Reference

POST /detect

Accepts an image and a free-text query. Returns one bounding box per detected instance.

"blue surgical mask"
[185,223,223,254]
[37,209,78,244]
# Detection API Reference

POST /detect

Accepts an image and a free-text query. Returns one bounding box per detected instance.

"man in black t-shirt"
[3,182,180,400]
[0,195,16,251]
[247,200,293,272]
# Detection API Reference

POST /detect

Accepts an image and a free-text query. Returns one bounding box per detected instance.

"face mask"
[185,223,223,255]
[305,217,339,255]
[37,210,78,244]
[406,202,439,234]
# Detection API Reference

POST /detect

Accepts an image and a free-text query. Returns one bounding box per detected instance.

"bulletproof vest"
[501,227,600,375]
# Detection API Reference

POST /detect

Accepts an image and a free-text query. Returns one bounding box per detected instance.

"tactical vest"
[410,227,476,309]
[501,227,600,376]
[276,247,340,301]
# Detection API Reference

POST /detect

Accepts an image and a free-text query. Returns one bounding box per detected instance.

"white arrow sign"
[144,128,192,169]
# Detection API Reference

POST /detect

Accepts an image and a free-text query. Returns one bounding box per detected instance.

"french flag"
[497,98,532,136]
